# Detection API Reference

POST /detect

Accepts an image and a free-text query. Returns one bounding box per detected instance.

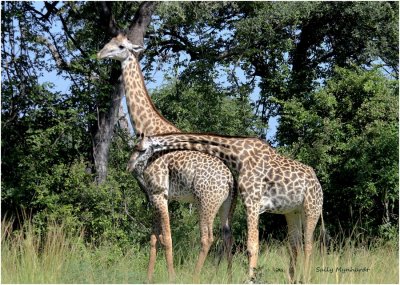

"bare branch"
[36,36,67,69]
[122,190,148,231]
[24,1,59,22]
[58,13,89,58]
[35,34,82,89]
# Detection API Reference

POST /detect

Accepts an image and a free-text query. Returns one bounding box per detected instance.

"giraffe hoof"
[245,276,257,284]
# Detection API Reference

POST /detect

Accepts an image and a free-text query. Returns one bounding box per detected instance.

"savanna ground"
[2,220,398,284]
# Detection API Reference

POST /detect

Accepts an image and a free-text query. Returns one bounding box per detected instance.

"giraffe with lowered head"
[135,132,324,283]
[97,34,236,282]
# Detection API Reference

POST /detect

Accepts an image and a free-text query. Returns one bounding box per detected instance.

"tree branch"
[36,35,67,69]
[99,1,119,36]
[58,13,89,58]
[43,1,59,21]
[35,34,82,89]
[127,1,159,47]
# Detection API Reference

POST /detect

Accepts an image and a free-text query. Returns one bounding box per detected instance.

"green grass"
[2,221,398,284]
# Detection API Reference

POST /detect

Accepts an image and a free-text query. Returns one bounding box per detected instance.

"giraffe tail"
[217,176,238,282]
[319,211,330,253]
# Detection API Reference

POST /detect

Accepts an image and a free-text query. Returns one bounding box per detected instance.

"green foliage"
[1,1,149,246]
[14,153,149,248]
[277,66,398,236]
[151,79,261,136]
[149,1,398,122]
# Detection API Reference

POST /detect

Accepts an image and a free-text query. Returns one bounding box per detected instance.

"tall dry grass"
[1,219,398,283]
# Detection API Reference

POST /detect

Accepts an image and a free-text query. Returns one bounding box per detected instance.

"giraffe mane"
[147,132,264,151]
[152,132,260,140]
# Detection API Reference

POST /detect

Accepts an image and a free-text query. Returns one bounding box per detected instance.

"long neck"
[121,55,180,137]
[150,133,261,172]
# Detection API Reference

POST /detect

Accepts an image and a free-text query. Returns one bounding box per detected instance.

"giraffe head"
[126,137,157,173]
[97,34,144,61]
[126,143,153,175]
[136,136,156,151]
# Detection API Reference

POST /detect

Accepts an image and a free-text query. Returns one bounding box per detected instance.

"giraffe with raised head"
[135,133,324,283]
[97,34,236,282]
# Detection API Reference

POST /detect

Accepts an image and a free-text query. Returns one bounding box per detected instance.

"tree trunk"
[118,103,130,132]
[93,81,124,183]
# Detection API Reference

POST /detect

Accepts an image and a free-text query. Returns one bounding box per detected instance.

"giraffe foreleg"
[147,217,160,283]
[244,204,260,282]
[153,196,176,282]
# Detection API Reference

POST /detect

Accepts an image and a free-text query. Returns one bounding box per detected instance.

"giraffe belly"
[168,179,196,203]
[170,192,196,203]
[259,184,304,214]
[259,196,302,214]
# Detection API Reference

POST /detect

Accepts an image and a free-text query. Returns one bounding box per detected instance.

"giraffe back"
[129,150,233,204]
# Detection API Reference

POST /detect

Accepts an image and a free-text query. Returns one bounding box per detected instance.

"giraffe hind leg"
[152,196,176,282]
[193,201,219,283]
[285,211,303,283]
[244,202,260,282]
[303,206,322,283]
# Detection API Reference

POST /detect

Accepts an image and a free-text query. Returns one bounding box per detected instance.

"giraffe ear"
[148,137,158,148]
[130,44,144,53]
